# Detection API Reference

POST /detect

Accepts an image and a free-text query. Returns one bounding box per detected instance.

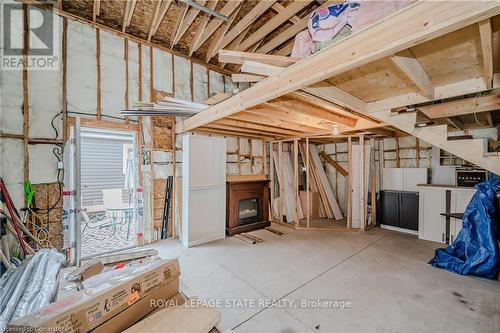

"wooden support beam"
[189,0,219,56]
[246,108,332,131]
[236,0,311,52]
[190,1,242,54]
[265,99,358,128]
[22,4,29,183]
[96,28,102,120]
[478,19,493,88]
[179,1,500,132]
[215,1,277,56]
[390,49,434,100]
[195,127,272,140]
[359,134,365,231]
[170,3,189,47]
[220,50,301,67]
[347,136,352,228]
[485,112,494,127]
[147,0,164,41]
[446,117,464,131]
[369,138,376,226]
[93,0,101,22]
[172,0,207,46]
[420,93,500,119]
[214,118,303,136]
[231,73,266,83]
[273,40,294,56]
[320,152,348,177]
[122,0,138,32]
[230,112,322,133]
[205,123,285,137]
[206,4,242,61]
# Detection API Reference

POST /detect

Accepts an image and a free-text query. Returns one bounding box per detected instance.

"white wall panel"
[153,48,173,94]
[174,55,191,101]
[101,30,125,119]
[192,63,208,103]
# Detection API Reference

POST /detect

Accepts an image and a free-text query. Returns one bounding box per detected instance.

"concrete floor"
[152,225,500,333]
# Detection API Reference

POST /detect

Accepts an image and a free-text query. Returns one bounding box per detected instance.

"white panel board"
[128,41,140,105]
[182,134,226,247]
[101,30,125,119]
[0,139,24,207]
[28,144,59,183]
[153,48,173,94]
[67,20,97,115]
[383,168,404,191]
[1,59,23,135]
[174,56,191,101]
[141,46,151,103]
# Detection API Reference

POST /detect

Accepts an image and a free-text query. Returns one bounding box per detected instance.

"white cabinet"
[418,186,475,244]
[182,134,226,247]
[419,187,447,243]
[384,168,428,192]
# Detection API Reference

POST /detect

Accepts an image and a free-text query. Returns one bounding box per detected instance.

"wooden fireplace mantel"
[226,178,270,236]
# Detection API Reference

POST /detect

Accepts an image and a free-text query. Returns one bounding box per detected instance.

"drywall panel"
[28,144,59,183]
[153,48,173,94]
[208,70,224,96]
[174,55,191,101]
[67,20,97,116]
[141,46,151,103]
[192,63,208,103]
[0,139,24,207]
[101,30,125,119]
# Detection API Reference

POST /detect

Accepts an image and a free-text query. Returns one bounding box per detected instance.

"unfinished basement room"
[1,0,500,332]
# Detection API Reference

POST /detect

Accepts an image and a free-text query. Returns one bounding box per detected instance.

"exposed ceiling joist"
[229,112,323,133]
[188,0,219,56]
[122,0,138,32]
[235,0,310,52]
[195,127,274,139]
[446,117,464,130]
[246,108,331,130]
[92,0,101,22]
[219,50,301,67]
[271,3,301,24]
[172,0,208,46]
[190,1,242,54]
[390,49,434,100]
[419,93,500,119]
[178,1,500,132]
[273,40,294,56]
[231,73,265,83]
[170,3,189,47]
[206,4,242,61]
[204,123,284,137]
[214,119,304,136]
[148,0,173,41]
[478,18,493,89]
[213,1,277,58]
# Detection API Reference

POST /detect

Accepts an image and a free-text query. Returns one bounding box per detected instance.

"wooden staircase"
[370,109,500,175]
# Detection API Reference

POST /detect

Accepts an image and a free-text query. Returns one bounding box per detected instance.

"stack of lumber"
[272,149,304,222]
[123,96,208,117]
[299,143,343,220]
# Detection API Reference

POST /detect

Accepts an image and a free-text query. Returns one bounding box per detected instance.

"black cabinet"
[380,191,419,231]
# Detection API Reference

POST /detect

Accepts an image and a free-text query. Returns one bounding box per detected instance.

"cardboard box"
[9,259,180,333]
[91,279,182,333]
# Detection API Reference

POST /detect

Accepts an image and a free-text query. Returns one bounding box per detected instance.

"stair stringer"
[370,109,500,175]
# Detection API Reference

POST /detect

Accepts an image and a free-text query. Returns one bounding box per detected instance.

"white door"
[182,134,226,247]
[419,188,446,243]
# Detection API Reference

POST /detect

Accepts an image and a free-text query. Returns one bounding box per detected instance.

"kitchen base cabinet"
[380,191,419,231]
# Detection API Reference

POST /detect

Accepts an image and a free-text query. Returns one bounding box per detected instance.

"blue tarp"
[429,175,500,279]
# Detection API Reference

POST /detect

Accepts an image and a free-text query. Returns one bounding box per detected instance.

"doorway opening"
[80,127,138,258]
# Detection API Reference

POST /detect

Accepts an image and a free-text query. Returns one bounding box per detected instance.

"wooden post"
[415,138,420,168]
[347,136,352,228]
[237,138,241,174]
[395,136,400,168]
[370,138,376,227]
[96,28,102,120]
[262,140,266,176]
[22,4,29,183]
[306,137,310,228]
[294,139,299,228]
[124,38,129,123]
[171,121,176,239]
[62,17,68,141]
[379,139,384,190]
[270,142,274,221]
[359,135,365,231]
[278,141,284,223]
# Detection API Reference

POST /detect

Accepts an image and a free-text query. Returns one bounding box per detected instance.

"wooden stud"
[359,135,365,231]
[415,138,420,168]
[390,50,434,100]
[149,45,154,101]
[138,44,143,101]
[347,136,352,228]
[370,138,376,226]
[96,28,102,120]
[278,142,284,223]
[395,136,400,168]
[93,0,101,22]
[22,4,29,182]
[124,38,129,122]
[172,0,207,46]
[190,61,194,101]
[270,142,275,220]
[379,139,384,189]
[306,138,310,228]
[320,152,348,177]
[62,17,68,140]
[294,139,299,228]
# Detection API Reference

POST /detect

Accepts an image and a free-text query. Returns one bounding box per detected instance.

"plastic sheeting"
[429,175,500,279]
[0,250,64,331]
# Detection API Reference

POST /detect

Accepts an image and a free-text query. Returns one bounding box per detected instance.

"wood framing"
[179,1,500,132]
[478,19,493,88]
[390,50,434,100]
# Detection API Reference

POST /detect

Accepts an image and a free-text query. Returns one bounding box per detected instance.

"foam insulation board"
[0,58,23,135]
[173,55,191,101]
[227,154,238,163]
[128,41,140,105]
[224,75,237,94]
[192,63,208,103]
[29,18,63,138]
[153,150,172,163]
[153,48,173,94]
[398,136,415,148]
[239,139,249,154]
[251,139,262,155]
[226,137,238,153]
[240,160,252,175]
[383,138,396,150]
[28,144,59,183]
[208,70,224,96]
[175,133,184,149]
[67,20,97,115]
[0,139,24,207]
[336,153,348,162]
[175,150,182,163]
[141,46,151,103]
[153,163,172,179]
[252,161,263,174]
[226,163,239,175]
[100,30,125,119]
[322,144,335,154]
